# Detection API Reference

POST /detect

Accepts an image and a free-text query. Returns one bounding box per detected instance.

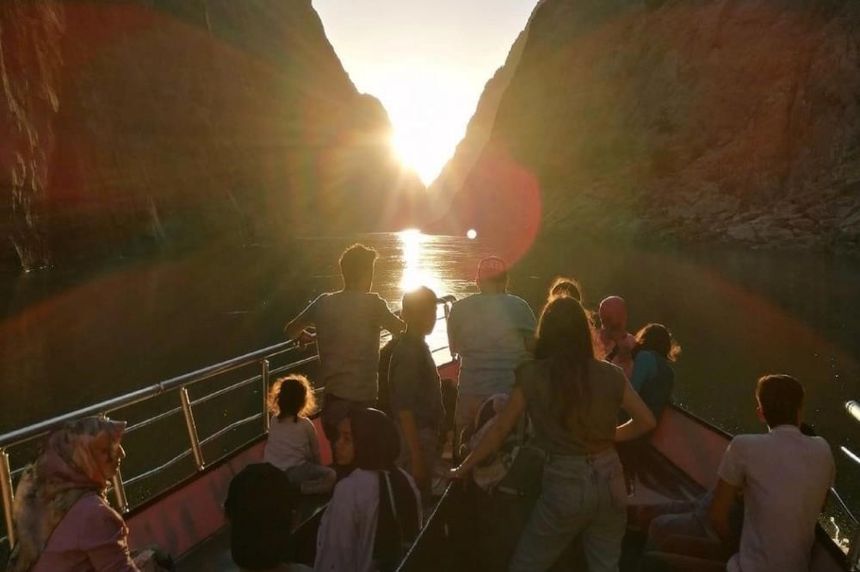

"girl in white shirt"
[264,375,336,495]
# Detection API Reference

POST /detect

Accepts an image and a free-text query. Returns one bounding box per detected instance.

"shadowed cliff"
[1,0,425,271]
[438,0,860,250]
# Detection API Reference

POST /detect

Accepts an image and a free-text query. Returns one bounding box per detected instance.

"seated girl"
[8,416,146,572]
[264,375,336,495]
[315,408,422,572]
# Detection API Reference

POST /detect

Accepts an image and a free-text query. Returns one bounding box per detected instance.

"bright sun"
[369,67,475,186]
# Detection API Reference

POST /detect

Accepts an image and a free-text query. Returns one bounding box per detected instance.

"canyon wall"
[440,0,860,250]
[1,0,424,271]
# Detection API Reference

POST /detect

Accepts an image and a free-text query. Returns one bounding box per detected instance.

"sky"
[312,0,539,185]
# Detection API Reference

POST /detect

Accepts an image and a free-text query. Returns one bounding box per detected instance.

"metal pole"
[0,448,16,547]
[261,359,271,432]
[111,468,129,514]
[179,388,205,471]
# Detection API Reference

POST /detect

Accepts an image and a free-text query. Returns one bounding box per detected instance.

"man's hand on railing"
[297,329,317,349]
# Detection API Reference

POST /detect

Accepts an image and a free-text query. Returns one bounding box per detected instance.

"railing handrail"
[0,339,301,449]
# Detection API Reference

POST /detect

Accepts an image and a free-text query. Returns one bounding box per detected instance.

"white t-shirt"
[263,415,319,471]
[314,468,422,572]
[447,293,536,395]
[302,291,399,402]
[718,425,834,572]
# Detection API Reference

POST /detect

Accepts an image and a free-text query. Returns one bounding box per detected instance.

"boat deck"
[176,445,703,571]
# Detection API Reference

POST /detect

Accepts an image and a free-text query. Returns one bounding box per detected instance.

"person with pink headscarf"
[597,296,636,379]
[7,416,154,572]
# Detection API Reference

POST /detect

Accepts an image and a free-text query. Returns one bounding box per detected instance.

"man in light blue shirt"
[447,257,536,434]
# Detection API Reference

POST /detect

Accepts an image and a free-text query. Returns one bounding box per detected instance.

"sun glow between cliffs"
[376,69,475,186]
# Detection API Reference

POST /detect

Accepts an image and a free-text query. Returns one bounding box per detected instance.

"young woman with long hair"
[451,297,656,571]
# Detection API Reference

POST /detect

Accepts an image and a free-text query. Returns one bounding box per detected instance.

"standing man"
[447,257,536,437]
[284,244,404,446]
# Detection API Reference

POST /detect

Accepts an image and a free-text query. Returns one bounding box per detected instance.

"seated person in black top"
[225,463,295,571]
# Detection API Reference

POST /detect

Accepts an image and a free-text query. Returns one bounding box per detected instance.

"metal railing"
[0,296,457,550]
[0,338,308,548]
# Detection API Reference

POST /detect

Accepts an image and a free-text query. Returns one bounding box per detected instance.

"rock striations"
[0,0,424,271]
[438,0,860,249]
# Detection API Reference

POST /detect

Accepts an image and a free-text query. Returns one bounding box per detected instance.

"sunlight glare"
[369,66,474,186]
[466,229,477,240]
[398,229,444,294]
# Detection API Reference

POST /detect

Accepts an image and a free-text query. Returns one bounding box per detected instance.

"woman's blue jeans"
[509,448,628,571]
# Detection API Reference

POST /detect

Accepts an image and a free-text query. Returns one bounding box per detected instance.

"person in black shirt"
[388,286,444,495]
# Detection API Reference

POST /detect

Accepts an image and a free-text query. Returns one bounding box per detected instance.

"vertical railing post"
[111,468,129,514]
[0,448,16,547]
[179,388,205,471]
[261,359,271,432]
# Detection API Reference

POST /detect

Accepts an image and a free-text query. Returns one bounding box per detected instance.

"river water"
[1,231,859,528]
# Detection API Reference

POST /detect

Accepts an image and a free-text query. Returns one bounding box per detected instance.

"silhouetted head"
[476,256,508,294]
[634,323,681,362]
[401,286,438,336]
[268,374,316,422]
[756,374,804,428]
[349,408,400,471]
[340,243,377,291]
[536,297,595,361]
[598,296,628,336]
[548,276,583,303]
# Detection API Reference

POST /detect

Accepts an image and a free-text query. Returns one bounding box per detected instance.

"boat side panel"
[649,406,730,490]
[126,441,265,559]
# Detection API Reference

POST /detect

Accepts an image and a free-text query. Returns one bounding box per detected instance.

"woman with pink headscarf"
[597,296,636,379]
[7,416,141,572]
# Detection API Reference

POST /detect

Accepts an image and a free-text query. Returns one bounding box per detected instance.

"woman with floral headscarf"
[7,416,140,572]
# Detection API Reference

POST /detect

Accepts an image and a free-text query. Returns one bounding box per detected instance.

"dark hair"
[634,323,681,362]
[535,297,595,430]
[548,276,582,303]
[349,408,419,571]
[268,375,316,422]
[756,374,804,428]
[401,286,437,323]
[340,244,377,288]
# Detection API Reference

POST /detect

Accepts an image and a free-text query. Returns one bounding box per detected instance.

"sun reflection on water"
[397,229,445,295]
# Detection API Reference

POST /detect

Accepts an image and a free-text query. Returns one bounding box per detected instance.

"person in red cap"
[446,256,537,438]
[597,296,636,379]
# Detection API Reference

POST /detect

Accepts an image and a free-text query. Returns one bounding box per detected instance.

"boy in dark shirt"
[389,286,444,495]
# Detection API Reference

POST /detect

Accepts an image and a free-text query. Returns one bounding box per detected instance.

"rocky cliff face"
[1,0,424,271]
[428,2,540,201]
[440,0,860,249]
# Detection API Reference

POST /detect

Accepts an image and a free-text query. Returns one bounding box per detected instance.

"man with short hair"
[284,243,404,445]
[446,257,536,435]
[388,286,444,495]
[642,374,833,572]
[709,374,834,572]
